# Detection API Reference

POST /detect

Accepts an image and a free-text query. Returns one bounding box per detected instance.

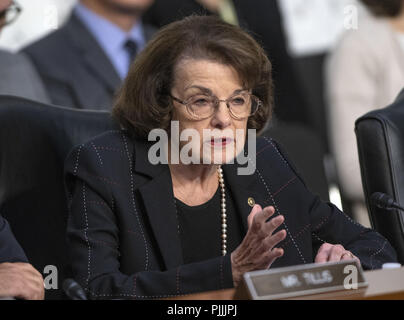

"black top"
[175,187,244,264]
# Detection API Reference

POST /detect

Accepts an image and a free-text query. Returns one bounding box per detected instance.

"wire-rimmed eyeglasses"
[170,90,262,120]
[0,1,22,28]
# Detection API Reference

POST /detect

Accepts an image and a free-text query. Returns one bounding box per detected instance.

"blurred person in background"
[0,0,49,103]
[23,0,156,110]
[326,0,404,223]
[0,214,44,300]
[143,0,310,129]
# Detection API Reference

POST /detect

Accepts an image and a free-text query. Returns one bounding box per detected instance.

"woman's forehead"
[173,59,243,90]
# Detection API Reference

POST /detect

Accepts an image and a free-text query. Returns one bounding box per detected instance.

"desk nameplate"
[241,260,367,300]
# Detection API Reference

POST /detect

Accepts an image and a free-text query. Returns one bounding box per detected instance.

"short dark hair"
[360,0,403,17]
[112,15,273,139]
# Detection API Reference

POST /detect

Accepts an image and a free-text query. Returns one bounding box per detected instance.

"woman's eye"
[231,97,246,105]
[192,97,210,107]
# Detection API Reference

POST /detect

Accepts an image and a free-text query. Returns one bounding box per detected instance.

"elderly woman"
[65,16,396,299]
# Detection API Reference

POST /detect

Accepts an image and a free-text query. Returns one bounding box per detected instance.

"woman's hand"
[230,205,286,287]
[315,243,361,266]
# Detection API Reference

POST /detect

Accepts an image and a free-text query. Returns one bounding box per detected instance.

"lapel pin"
[247,197,255,207]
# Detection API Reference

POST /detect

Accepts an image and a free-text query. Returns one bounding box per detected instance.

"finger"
[263,215,285,236]
[256,206,276,224]
[248,208,274,239]
[266,229,287,249]
[259,248,284,269]
[341,253,353,261]
[315,243,333,263]
[329,245,345,262]
[251,229,287,258]
[247,204,263,228]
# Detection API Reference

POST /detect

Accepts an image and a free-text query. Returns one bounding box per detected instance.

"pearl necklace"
[218,166,227,256]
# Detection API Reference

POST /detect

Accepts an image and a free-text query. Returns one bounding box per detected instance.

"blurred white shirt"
[278,0,366,57]
[0,0,76,51]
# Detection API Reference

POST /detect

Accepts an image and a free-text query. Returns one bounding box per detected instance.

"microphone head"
[370,192,394,209]
[63,278,87,300]
[62,278,76,292]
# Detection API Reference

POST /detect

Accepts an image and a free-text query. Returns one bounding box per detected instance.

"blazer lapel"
[222,163,267,233]
[133,140,183,270]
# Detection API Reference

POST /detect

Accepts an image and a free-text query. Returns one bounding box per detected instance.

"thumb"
[247,204,262,228]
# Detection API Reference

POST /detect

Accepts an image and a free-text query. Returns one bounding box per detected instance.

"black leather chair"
[355,89,404,264]
[0,95,116,299]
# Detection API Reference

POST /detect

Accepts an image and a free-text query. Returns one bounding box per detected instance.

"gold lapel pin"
[247,197,255,207]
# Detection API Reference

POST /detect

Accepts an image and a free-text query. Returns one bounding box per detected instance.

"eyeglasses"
[170,90,262,120]
[0,1,22,28]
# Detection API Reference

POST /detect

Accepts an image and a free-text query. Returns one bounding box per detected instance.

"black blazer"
[64,130,397,299]
[23,14,156,110]
[0,215,27,263]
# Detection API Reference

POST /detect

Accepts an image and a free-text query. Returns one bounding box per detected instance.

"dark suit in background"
[143,0,310,127]
[0,50,49,104]
[23,14,155,110]
[0,215,27,263]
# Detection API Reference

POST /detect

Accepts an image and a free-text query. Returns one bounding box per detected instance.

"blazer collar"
[132,138,266,269]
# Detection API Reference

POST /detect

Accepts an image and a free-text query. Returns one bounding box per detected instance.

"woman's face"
[170,59,249,165]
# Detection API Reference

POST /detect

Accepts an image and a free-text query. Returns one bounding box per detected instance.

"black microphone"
[370,192,404,211]
[63,279,87,300]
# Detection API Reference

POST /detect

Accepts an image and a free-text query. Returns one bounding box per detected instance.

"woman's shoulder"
[64,129,135,174]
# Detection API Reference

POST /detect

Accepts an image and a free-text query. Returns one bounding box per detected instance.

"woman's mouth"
[210,137,234,147]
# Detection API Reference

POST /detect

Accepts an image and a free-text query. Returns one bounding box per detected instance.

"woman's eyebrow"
[184,86,247,95]
[184,85,213,95]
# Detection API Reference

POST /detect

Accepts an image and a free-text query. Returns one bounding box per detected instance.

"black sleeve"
[0,215,28,263]
[272,139,398,270]
[64,143,234,300]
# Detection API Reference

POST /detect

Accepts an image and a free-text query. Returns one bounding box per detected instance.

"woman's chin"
[200,146,237,165]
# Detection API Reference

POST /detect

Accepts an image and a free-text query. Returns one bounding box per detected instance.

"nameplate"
[238,260,368,300]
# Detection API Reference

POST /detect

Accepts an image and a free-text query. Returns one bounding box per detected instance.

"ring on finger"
[342,251,354,259]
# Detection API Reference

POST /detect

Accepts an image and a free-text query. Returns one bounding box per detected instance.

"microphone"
[63,279,87,300]
[370,192,404,211]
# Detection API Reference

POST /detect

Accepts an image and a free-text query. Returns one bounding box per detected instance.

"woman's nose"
[211,101,232,129]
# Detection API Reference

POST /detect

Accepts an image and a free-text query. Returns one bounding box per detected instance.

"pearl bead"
[217,166,228,256]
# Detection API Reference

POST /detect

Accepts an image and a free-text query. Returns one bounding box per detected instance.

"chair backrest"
[355,89,404,264]
[0,95,117,299]
[263,123,330,202]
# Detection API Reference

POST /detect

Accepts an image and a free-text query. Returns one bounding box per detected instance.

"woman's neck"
[169,163,220,206]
